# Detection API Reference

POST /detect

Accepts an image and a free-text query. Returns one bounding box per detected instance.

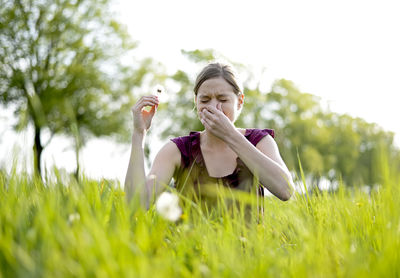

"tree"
[0,0,151,177]
[265,79,400,188]
[264,80,334,183]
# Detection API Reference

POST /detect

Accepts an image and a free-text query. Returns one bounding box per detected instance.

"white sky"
[1,0,399,183]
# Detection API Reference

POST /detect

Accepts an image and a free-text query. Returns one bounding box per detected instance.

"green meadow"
[0,158,399,278]
[2,0,400,277]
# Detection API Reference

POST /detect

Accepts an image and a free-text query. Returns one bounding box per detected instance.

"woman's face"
[195,77,243,122]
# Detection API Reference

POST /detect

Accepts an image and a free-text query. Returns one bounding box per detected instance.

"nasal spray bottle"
[144,84,164,112]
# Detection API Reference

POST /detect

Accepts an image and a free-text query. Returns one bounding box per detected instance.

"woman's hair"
[194,63,242,96]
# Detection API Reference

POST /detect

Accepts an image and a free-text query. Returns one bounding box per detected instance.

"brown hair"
[194,63,242,96]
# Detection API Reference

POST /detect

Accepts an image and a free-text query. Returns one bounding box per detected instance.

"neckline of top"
[189,129,251,179]
[189,128,251,138]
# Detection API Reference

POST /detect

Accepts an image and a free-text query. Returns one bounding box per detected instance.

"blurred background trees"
[0,0,157,177]
[264,79,399,188]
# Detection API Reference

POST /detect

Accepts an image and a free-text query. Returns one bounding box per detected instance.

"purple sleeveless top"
[170,129,275,197]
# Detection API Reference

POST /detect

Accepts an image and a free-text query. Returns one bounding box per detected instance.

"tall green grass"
[0,159,399,277]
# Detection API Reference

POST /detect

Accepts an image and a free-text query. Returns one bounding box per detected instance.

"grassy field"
[0,160,399,278]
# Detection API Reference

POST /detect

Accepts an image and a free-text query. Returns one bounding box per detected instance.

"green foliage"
[265,79,400,187]
[181,49,215,63]
[0,0,151,176]
[0,157,399,277]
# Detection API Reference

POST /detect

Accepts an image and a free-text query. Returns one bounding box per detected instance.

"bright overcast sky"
[116,0,400,134]
[1,0,399,182]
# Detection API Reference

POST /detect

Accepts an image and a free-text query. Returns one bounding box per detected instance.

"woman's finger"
[205,106,220,114]
[144,103,157,115]
[135,96,159,107]
[137,96,159,106]
[203,113,216,128]
[140,95,159,101]
[202,109,217,121]
[139,94,158,99]
[132,101,158,113]
[200,111,209,122]
[200,116,211,130]
[142,99,159,106]
[134,100,158,110]
[141,102,158,110]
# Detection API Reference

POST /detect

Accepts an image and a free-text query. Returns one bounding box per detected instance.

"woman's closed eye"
[199,98,227,103]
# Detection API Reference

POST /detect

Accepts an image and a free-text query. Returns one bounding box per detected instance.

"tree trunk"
[72,125,81,180]
[74,146,80,180]
[33,126,43,178]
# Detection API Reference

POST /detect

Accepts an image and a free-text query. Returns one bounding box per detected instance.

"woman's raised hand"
[131,95,159,133]
[199,103,236,141]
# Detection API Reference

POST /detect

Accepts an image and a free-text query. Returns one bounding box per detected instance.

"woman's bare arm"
[124,95,159,207]
[226,132,294,201]
[124,131,147,206]
[146,141,181,204]
[124,134,181,208]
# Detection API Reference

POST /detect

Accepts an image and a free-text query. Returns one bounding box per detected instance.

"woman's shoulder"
[170,131,200,147]
[158,140,181,157]
[169,131,201,168]
[243,128,274,136]
[243,128,275,146]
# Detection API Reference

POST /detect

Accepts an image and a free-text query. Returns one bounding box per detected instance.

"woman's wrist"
[133,127,146,137]
[225,128,244,149]
[132,129,146,146]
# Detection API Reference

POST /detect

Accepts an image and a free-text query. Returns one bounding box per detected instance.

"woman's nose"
[209,99,218,108]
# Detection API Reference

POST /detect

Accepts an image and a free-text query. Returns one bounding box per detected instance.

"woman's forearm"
[124,131,148,206]
[226,131,293,201]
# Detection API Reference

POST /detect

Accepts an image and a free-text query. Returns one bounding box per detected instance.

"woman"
[125,63,293,208]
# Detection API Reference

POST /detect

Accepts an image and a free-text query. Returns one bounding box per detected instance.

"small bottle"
[143,84,164,112]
